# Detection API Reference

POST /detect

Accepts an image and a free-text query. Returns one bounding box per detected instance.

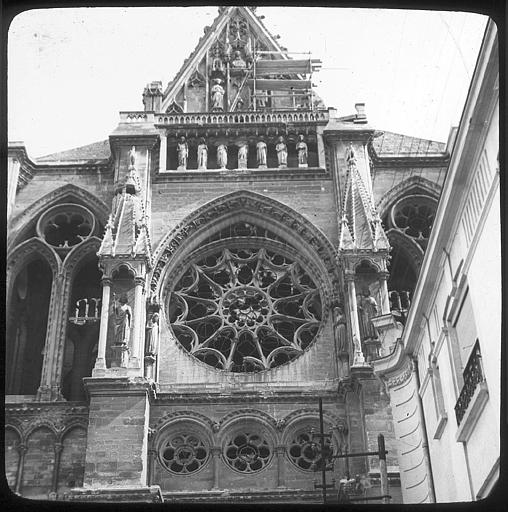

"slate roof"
[36,140,111,162]
[372,131,446,157]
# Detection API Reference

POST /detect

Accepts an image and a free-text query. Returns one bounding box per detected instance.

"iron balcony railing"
[454,340,485,425]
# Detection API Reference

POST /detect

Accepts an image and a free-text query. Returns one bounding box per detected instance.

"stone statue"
[345,143,357,166]
[275,136,287,168]
[231,50,246,69]
[145,312,160,357]
[357,289,378,341]
[238,143,248,169]
[211,78,225,111]
[113,294,132,347]
[333,305,348,355]
[129,146,136,167]
[296,135,308,167]
[197,138,208,170]
[177,136,188,170]
[217,144,228,169]
[256,139,267,168]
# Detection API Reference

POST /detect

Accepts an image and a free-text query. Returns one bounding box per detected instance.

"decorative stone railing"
[68,298,101,325]
[454,340,485,425]
[155,109,329,126]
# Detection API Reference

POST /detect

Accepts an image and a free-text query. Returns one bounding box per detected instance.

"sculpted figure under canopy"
[256,139,267,168]
[177,136,188,170]
[113,294,132,347]
[197,138,208,170]
[296,135,308,167]
[211,78,225,111]
[276,136,287,168]
[238,143,248,169]
[217,144,228,169]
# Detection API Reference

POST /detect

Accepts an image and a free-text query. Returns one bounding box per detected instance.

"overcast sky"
[8,7,488,158]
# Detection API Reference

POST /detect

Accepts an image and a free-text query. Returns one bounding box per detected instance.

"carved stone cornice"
[385,361,413,389]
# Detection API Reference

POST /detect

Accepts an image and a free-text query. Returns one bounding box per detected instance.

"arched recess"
[8,184,109,252]
[151,190,339,302]
[22,426,56,498]
[6,240,59,395]
[57,425,87,494]
[5,426,22,491]
[151,191,339,377]
[386,229,423,295]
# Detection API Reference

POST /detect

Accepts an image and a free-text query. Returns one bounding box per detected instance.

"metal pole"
[318,397,326,504]
[378,434,389,504]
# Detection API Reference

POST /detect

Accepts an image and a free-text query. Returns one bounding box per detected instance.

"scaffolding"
[229,50,322,112]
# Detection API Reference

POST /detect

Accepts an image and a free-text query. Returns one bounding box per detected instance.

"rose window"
[159,433,209,474]
[167,244,322,372]
[224,431,272,473]
[390,195,437,245]
[288,427,334,472]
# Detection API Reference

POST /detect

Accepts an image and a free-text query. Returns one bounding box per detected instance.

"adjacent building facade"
[5,7,498,504]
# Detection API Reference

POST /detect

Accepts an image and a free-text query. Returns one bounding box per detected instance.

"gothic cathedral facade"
[7,7,454,504]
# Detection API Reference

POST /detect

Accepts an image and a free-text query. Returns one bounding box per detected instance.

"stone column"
[15,443,27,494]
[345,272,366,366]
[129,276,145,369]
[94,277,112,371]
[211,446,221,490]
[50,442,63,496]
[8,157,20,221]
[159,132,167,172]
[378,272,390,314]
[37,273,65,401]
[275,446,286,487]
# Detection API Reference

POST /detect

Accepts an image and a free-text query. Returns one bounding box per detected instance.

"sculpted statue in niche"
[177,136,188,170]
[296,135,308,167]
[217,144,228,169]
[145,311,160,357]
[197,138,208,170]
[333,303,350,378]
[238,143,248,169]
[357,288,378,341]
[256,138,267,168]
[211,78,225,111]
[113,294,132,347]
[276,136,287,168]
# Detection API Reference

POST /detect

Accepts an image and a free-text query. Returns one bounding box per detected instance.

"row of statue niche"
[176,135,308,170]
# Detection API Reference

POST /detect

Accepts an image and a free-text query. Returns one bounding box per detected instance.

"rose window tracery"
[390,195,437,248]
[224,431,272,473]
[36,203,95,251]
[288,426,334,471]
[159,432,209,474]
[167,242,322,373]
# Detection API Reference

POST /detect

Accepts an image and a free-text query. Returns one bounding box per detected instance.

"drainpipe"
[411,357,436,503]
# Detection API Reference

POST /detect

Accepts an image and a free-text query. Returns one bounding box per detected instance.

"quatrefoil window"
[167,245,322,372]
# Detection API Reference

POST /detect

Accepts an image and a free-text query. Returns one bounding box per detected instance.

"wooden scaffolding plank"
[247,79,312,91]
[255,59,319,74]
